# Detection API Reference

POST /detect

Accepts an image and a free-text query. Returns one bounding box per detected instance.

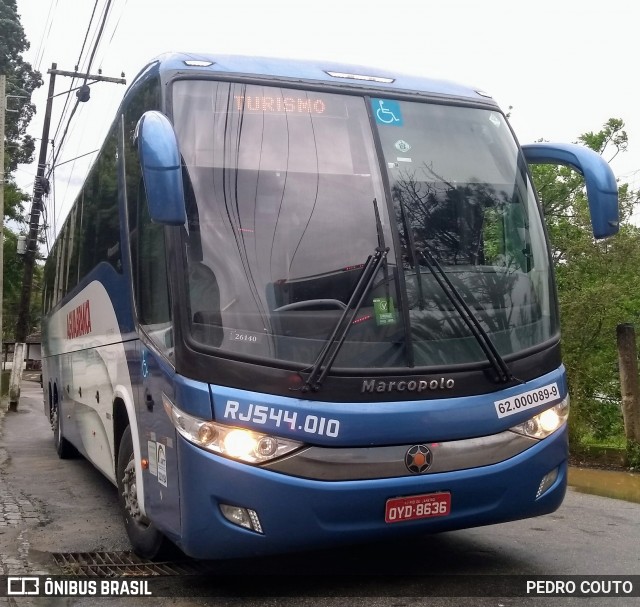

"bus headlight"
[509,395,570,440]
[163,395,304,464]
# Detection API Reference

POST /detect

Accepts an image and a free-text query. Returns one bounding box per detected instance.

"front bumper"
[173,425,568,559]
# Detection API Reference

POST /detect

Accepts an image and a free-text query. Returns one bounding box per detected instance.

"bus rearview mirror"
[521,142,619,239]
[136,110,187,226]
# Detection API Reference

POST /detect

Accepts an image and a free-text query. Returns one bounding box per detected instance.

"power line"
[50,0,105,164]
[50,99,81,171]
[48,0,116,196]
[94,0,128,69]
[49,0,96,145]
[106,0,128,49]
[84,0,114,78]
[76,0,101,72]
[33,0,58,72]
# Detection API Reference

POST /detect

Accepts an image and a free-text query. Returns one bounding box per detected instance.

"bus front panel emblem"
[405,444,433,474]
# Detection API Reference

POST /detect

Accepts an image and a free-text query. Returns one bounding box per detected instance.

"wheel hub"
[122,460,143,521]
[51,406,58,433]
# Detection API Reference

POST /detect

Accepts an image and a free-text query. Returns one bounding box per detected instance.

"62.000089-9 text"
[494,382,560,419]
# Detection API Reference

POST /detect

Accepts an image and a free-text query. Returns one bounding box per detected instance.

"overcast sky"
[14,0,640,241]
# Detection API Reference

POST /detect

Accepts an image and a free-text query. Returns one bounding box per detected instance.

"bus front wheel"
[117,426,169,560]
[52,403,76,459]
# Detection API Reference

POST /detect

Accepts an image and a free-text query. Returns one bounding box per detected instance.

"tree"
[1,0,43,340]
[1,0,42,173]
[530,119,640,448]
[2,230,41,339]
[1,0,42,221]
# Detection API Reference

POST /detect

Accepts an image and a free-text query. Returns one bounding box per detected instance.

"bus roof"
[141,52,497,106]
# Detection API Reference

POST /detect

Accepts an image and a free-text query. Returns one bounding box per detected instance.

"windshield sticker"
[396,157,412,163]
[147,441,158,476]
[394,140,411,153]
[156,443,168,487]
[489,113,502,128]
[373,297,396,326]
[372,99,403,126]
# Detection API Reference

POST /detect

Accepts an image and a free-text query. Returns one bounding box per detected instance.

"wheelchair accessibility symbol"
[372,99,403,126]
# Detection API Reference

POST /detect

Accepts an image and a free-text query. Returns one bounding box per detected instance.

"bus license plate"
[385,492,451,523]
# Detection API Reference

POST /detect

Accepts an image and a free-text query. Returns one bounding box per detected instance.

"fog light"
[536,467,559,498]
[220,504,263,534]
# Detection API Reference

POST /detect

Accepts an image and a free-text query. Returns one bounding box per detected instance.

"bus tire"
[117,425,169,560]
[53,403,76,459]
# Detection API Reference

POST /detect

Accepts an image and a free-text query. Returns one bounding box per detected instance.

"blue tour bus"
[41,53,619,560]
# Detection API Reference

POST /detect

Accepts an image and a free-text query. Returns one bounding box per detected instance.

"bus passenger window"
[133,179,173,356]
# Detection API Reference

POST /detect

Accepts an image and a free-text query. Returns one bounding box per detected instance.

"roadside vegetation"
[1,0,43,340]
[530,119,640,468]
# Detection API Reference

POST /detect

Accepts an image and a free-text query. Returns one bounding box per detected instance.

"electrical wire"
[83,0,113,78]
[46,0,117,233]
[32,0,58,72]
[47,0,100,153]
[50,99,81,172]
[76,0,100,72]
[96,0,129,72]
[50,0,99,149]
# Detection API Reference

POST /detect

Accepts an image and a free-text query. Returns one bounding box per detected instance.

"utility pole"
[0,75,5,394]
[9,63,126,409]
[14,66,57,342]
[8,65,56,410]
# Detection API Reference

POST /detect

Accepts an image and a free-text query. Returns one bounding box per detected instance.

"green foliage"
[530,118,640,448]
[627,440,640,469]
[1,0,44,338]
[1,0,42,172]
[1,228,41,340]
[2,227,42,341]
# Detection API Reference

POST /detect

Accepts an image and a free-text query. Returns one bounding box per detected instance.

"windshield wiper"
[300,245,388,393]
[417,247,516,384]
[300,199,389,393]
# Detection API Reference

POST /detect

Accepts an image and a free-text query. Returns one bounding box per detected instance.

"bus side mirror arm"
[521,142,619,240]
[135,111,187,225]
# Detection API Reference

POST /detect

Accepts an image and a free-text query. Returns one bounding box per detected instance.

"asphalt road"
[1,380,639,607]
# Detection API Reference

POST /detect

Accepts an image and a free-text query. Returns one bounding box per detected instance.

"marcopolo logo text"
[361,377,455,394]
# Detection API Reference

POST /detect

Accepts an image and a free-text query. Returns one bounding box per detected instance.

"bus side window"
[134,179,173,354]
[183,167,223,347]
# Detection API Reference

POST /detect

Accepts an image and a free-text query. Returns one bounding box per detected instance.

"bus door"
[138,342,181,538]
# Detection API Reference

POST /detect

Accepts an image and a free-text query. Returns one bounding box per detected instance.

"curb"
[1,377,42,428]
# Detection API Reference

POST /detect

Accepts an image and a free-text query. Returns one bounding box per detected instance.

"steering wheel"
[274,299,347,312]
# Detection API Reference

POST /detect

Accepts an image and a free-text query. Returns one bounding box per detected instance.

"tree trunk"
[616,324,640,442]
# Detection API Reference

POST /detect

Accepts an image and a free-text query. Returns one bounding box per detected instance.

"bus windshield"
[171,80,557,370]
